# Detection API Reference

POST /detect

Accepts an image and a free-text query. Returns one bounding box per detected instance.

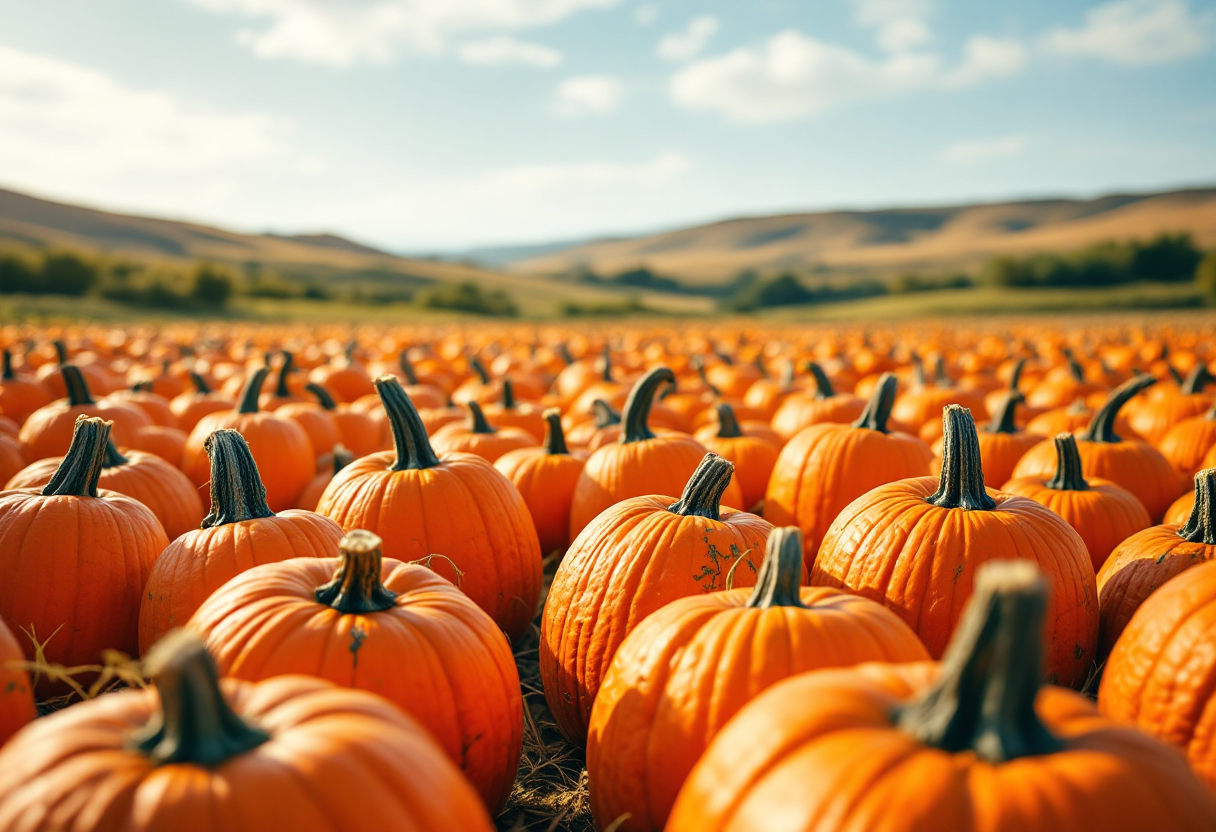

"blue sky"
[2,0,1214,251]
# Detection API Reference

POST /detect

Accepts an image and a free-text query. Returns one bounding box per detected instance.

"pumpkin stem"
[745,526,805,609]
[53,340,68,365]
[305,383,337,411]
[41,416,110,498]
[691,356,722,397]
[893,560,1063,764]
[852,373,897,434]
[331,444,353,476]
[398,350,419,385]
[375,375,440,471]
[1064,351,1086,384]
[1182,364,1212,396]
[1178,469,1215,545]
[667,453,735,522]
[502,379,517,410]
[753,354,768,379]
[469,357,490,385]
[933,356,951,387]
[927,405,996,511]
[543,408,569,455]
[558,343,575,366]
[1081,374,1155,444]
[807,362,835,400]
[590,399,621,428]
[1008,358,1025,392]
[274,351,294,398]
[600,345,613,382]
[621,366,675,444]
[314,530,398,614]
[61,364,95,406]
[910,354,927,389]
[1046,433,1088,491]
[189,371,212,395]
[103,437,129,469]
[200,429,275,527]
[132,630,270,767]
[1168,364,1184,386]
[133,380,154,394]
[1,349,14,381]
[467,401,496,434]
[715,403,744,438]
[236,367,271,415]
[986,391,1022,435]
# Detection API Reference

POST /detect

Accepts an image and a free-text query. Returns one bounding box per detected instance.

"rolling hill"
[509,186,1216,285]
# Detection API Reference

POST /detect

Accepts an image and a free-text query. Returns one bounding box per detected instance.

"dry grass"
[16,625,146,715]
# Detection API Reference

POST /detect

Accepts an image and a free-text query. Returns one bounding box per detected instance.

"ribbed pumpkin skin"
[495,448,585,555]
[430,423,536,463]
[0,615,35,747]
[138,511,343,653]
[1001,475,1151,572]
[931,430,1042,488]
[694,433,778,511]
[0,674,496,832]
[130,425,187,465]
[769,393,865,439]
[276,402,342,462]
[0,434,23,487]
[183,411,316,512]
[1160,416,1216,478]
[667,663,1216,832]
[812,478,1097,687]
[1167,491,1195,525]
[1095,525,1216,657]
[190,557,523,812]
[19,398,151,462]
[764,423,932,560]
[586,587,928,832]
[6,448,204,540]
[541,498,770,745]
[1129,394,1214,446]
[316,451,542,641]
[0,488,167,681]
[1100,560,1216,791]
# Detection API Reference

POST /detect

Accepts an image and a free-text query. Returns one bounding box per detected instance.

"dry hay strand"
[15,624,147,714]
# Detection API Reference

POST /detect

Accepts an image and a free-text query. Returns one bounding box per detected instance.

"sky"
[1,0,1214,252]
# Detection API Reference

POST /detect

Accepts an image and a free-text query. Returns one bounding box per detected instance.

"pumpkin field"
[1,317,1216,831]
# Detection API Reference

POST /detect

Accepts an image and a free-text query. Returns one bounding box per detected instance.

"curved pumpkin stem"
[315,530,399,614]
[236,367,271,415]
[985,391,1022,435]
[469,356,490,385]
[1007,358,1025,392]
[852,373,897,434]
[1179,469,1215,545]
[933,356,951,387]
[667,453,734,522]
[467,401,496,434]
[745,527,805,609]
[752,354,768,379]
[102,437,129,470]
[542,408,569,455]
[1063,350,1086,384]
[305,383,337,411]
[621,366,675,444]
[691,356,722,398]
[927,405,995,511]
[331,444,354,476]
[600,345,613,382]
[1081,374,1155,444]
[133,630,270,766]
[274,351,294,398]
[1046,433,1088,491]
[2,349,15,381]
[715,403,743,438]
[910,354,927,389]
[502,379,517,411]
[1182,364,1213,396]
[398,350,419,386]
[61,364,95,406]
[375,375,440,471]
[807,362,835,400]
[200,429,275,528]
[189,371,212,395]
[590,399,621,429]
[53,340,68,366]
[41,416,110,498]
[894,560,1063,763]
[558,343,575,366]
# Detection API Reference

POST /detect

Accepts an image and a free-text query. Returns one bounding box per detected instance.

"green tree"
[40,252,96,295]
[1197,250,1216,302]
[190,264,234,306]
[0,253,38,294]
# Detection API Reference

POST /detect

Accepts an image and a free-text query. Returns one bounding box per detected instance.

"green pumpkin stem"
[467,401,496,434]
[1008,358,1025,392]
[927,405,996,511]
[1182,364,1212,396]
[2,349,14,381]
[132,630,270,766]
[53,340,68,365]
[543,408,569,455]
[1046,434,1088,491]
[200,429,275,527]
[590,399,621,428]
[558,343,575,366]
[331,444,353,476]
[621,366,675,444]
[807,362,835,400]
[236,367,271,415]
[852,373,898,434]
[398,350,419,385]
[910,354,927,389]
[315,530,398,614]
[41,416,110,498]
[375,375,440,471]
[745,527,805,609]
[306,383,337,411]
[1081,375,1155,444]
[601,345,613,382]
[986,391,1022,435]
[894,560,1063,763]
[273,352,294,398]
[1064,350,1086,384]
[61,364,95,406]
[667,453,735,522]
[189,372,212,395]
[502,379,517,410]
[1178,469,1215,545]
[934,356,951,387]
[715,403,744,439]
[102,437,129,469]
[469,357,490,385]
[753,354,768,379]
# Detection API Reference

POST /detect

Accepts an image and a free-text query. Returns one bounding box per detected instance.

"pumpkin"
[6,437,203,540]
[316,376,542,641]
[769,362,866,440]
[568,367,742,539]
[1027,350,1105,409]
[169,371,233,431]
[482,378,546,442]
[139,429,343,652]
[1128,363,1213,445]
[106,385,179,428]
[450,356,500,405]
[764,373,933,561]
[430,401,536,463]
[129,424,188,464]
[0,349,52,426]
[297,445,353,511]
[19,365,153,462]
[302,382,381,458]
[891,354,988,431]
[542,453,770,745]
[565,398,620,448]
[668,560,1216,832]
[587,526,927,832]
[1166,488,1196,525]
[0,631,495,831]
[1003,433,1151,572]
[1100,557,1216,791]
[1159,399,1216,478]
[309,344,373,403]
[0,433,23,487]
[494,409,586,555]
[277,392,343,464]
[1013,375,1185,521]
[693,403,778,511]
[393,350,447,408]
[190,529,523,811]
[258,350,304,410]
[182,367,316,512]
[741,358,796,418]
[812,404,1097,687]
[0,417,167,686]
[933,390,1040,486]
[1095,468,1216,657]
[0,614,35,747]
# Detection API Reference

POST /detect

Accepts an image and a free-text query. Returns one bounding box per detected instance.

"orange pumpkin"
[430,401,537,463]
[303,383,381,459]
[258,350,305,410]
[769,362,866,440]
[169,371,234,432]
[309,344,374,403]
[481,379,545,442]
[19,365,153,462]
[277,395,343,464]
[891,355,988,430]
[933,390,1040,486]
[0,614,35,747]
[494,409,586,555]
[693,403,778,511]
[0,349,52,426]
[297,446,352,511]
[1159,400,1216,478]
[106,386,179,428]
[130,424,188,464]
[1128,363,1213,445]
[0,433,24,487]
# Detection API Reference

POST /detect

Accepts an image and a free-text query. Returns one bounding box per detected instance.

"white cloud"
[552,75,623,116]
[852,0,934,52]
[634,5,658,26]
[1040,0,1214,66]
[186,0,620,66]
[944,35,1027,87]
[458,36,561,66]
[657,15,720,62]
[941,134,1030,164]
